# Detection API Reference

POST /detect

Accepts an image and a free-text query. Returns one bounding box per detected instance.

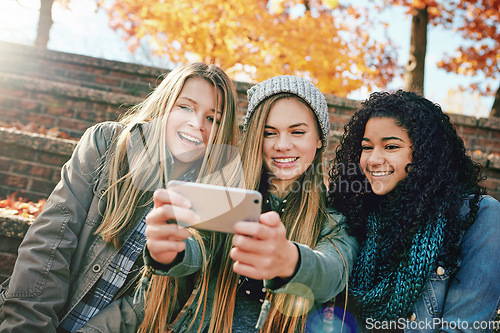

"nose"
[274,134,292,151]
[367,147,384,166]
[186,113,203,132]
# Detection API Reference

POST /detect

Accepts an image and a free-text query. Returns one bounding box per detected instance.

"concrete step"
[0,41,168,98]
[0,72,142,139]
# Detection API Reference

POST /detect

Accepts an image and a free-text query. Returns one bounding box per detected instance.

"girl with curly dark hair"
[328,90,500,331]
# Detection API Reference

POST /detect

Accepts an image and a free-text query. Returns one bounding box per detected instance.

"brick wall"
[0,41,499,281]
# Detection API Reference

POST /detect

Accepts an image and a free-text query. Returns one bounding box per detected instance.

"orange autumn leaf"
[0,192,46,219]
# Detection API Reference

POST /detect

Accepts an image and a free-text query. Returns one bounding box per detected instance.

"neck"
[269,178,293,198]
[170,158,193,180]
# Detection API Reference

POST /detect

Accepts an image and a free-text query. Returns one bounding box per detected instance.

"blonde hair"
[96,62,239,244]
[117,63,241,333]
[237,93,330,332]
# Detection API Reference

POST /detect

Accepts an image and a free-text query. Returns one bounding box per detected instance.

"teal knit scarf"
[350,213,446,320]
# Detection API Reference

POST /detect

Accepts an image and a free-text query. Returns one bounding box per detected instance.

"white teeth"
[179,132,201,144]
[371,171,393,176]
[274,157,298,163]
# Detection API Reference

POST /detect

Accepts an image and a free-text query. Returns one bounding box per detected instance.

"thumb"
[259,211,282,228]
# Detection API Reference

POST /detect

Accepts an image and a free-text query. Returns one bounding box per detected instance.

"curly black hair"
[328,90,486,271]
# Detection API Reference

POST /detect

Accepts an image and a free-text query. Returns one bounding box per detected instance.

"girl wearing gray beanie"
[228,75,357,332]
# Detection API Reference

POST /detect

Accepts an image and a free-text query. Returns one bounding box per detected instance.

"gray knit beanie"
[244,75,330,149]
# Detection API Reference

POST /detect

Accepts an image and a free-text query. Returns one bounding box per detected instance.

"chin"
[173,150,204,163]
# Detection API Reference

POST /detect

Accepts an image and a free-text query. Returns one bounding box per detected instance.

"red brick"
[30,178,57,194]
[475,138,500,149]
[0,157,11,171]
[0,173,29,188]
[492,130,500,140]
[456,125,475,136]
[13,99,41,112]
[94,76,120,86]
[52,171,61,183]
[0,88,25,98]
[36,152,69,166]
[0,95,14,107]
[474,128,492,139]
[11,161,54,179]
[56,118,92,132]
[24,113,58,127]
[0,144,33,161]
[46,105,74,117]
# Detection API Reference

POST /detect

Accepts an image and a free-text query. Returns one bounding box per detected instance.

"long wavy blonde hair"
[96,62,239,246]
[139,93,337,332]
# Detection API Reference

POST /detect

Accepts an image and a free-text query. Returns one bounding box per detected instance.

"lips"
[370,170,394,177]
[273,157,298,163]
[178,131,202,146]
[272,157,299,168]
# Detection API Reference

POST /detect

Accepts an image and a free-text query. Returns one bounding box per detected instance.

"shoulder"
[77,121,125,153]
[460,195,500,224]
[84,121,124,141]
[474,195,500,229]
[478,195,500,211]
[460,195,500,249]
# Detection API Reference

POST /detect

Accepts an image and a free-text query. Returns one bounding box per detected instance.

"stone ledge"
[0,213,32,239]
[0,41,168,78]
[0,72,143,106]
[450,113,500,131]
[0,127,76,155]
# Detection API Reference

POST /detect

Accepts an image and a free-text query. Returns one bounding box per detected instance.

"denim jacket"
[358,195,500,333]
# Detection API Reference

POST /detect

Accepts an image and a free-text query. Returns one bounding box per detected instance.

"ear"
[316,138,322,150]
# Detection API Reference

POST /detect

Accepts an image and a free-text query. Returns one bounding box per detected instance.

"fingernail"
[192,213,200,224]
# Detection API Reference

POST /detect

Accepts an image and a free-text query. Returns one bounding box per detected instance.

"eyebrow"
[265,123,308,129]
[178,96,198,105]
[178,96,221,114]
[362,136,405,142]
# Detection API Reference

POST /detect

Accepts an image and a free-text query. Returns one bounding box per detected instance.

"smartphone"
[166,180,262,233]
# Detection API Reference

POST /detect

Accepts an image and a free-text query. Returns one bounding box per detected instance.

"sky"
[0,0,495,118]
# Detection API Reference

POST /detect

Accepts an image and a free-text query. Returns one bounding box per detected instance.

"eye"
[206,116,220,125]
[386,144,400,150]
[179,105,194,112]
[291,130,306,135]
[361,145,373,151]
[264,131,276,138]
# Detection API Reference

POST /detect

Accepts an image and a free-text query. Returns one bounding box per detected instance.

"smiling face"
[262,97,322,193]
[166,77,222,164]
[360,117,412,196]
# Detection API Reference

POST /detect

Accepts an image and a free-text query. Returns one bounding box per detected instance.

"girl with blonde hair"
[140,75,358,332]
[0,62,239,332]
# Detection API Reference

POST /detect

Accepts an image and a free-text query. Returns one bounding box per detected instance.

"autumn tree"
[99,0,401,96]
[380,0,500,117]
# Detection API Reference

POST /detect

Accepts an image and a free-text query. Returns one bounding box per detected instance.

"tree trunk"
[404,6,428,96]
[490,85,500,117]
[34,0,55,48]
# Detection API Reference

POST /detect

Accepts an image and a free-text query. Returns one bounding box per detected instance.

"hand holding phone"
[166,180,262,233]
[145,189,197,264]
